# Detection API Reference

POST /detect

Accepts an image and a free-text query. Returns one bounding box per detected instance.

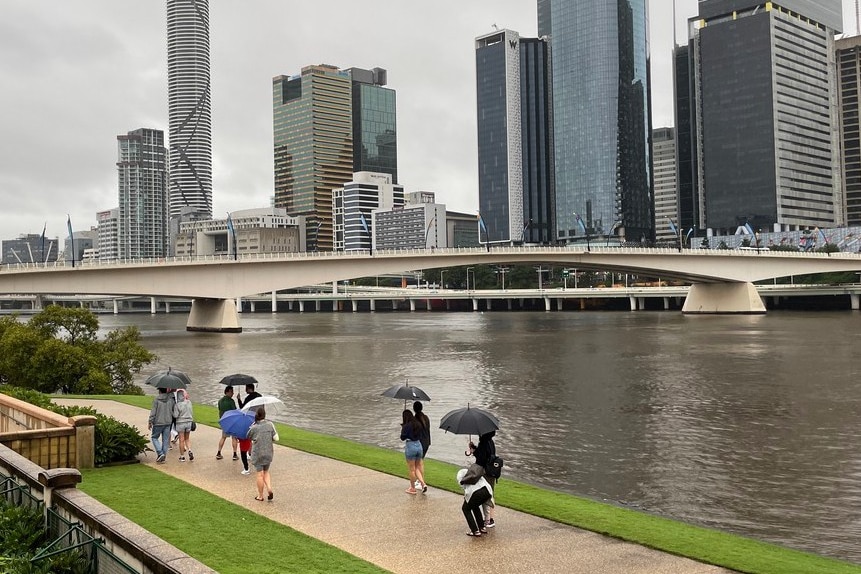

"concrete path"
[60,399,735,574]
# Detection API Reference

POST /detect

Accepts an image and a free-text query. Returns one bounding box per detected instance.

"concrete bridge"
[2,246,861,331]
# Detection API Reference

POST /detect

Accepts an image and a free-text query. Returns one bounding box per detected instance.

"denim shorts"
[404,440,423,460]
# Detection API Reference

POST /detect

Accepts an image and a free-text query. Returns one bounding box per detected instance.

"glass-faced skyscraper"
[167,0,212,219]
[538,0,653,243]
[475,30,554,244]
[348,68,398,184]
[117,129,168,259]
[273,65,354,252]
[690,0,843,232]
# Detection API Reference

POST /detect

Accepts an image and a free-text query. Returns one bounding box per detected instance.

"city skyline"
[1,1,858,241]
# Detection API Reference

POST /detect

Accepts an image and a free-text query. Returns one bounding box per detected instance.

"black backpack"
[486,455,504,479]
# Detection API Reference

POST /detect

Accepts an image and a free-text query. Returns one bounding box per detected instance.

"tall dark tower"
[167,0,212,219]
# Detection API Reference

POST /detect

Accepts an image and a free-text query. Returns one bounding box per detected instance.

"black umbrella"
[381,383,431,403]
[439,404,499,437]
[145,368,191,390]
[219,373,258,387]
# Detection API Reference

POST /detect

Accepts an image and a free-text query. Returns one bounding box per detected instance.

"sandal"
[254,496,264,501]
[405,488,417,495]
[466,531,481,537]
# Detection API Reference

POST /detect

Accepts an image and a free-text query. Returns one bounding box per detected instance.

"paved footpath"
[59,399,736,574]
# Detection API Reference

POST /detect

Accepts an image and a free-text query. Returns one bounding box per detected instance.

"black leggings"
[462,486,492,533]
[241,451,249,471]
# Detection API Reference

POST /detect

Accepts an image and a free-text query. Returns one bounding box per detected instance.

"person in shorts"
[216,385,238,461]
[172,389,195,462]
[400,409,426,495]
[246,407,277,501]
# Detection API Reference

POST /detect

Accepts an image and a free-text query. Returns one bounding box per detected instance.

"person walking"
[238,436,252,475]
[457,465,494,537]
[147,388,174,464]
[413,401,431,492]
[400,409,426,495]
[238,383,262,409]
[467,431,497,527]
[173,389,195,462]
[217,385,239,461]
[246,406,278,501]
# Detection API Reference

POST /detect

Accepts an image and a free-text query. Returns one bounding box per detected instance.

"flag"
[744,223,754,236]
[40,222,46,263]
[816,227,827,244]
[226,213,237,259]
[360,213,371,236]
[685,228,694,243]
[666,217,678,235]
[477,212,488,235]
[574,213,587,234]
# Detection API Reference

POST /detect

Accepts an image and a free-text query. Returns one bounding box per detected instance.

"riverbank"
[64,396,860,574]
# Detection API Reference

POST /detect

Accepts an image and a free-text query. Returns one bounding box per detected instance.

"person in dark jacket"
[238,384,262,408]
[467,431,497,527]
[413,401,431,492]
[400,410,426,494]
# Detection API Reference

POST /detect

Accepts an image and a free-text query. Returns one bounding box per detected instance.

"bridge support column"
[236,297,243,313]
[113,299,119,314]
[351,299,358,312]
[629,296,637,311]
[315,300,321,312]
[392,299,399,311]
[682,282,766,314]
[370,299,376,312]
[187,298,242,333]
[663,297,670,310]
[299,301,305,313]
[272,291,278,313]
[851,294,860,311]
[150,297,157,314]
[250,300,256,313]
[409,299,416,312]
[445,300,450,311]
[33,295,43,310]
[556,298,563,311]
[638,297,645,310]
[507,299,513,311]
[472,299,479,312]
[426,298,431,311]
[165,301,171,314]
[543,297,551,312]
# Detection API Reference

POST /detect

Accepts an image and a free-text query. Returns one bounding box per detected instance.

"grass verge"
[76,395,860,574]
[78,465,386,574]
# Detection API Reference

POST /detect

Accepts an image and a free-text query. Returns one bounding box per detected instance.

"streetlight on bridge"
[439,270,447,290]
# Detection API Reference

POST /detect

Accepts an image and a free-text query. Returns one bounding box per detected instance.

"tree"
[0,307,154,394]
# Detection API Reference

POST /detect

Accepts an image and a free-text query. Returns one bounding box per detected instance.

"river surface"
[98,310,861,564]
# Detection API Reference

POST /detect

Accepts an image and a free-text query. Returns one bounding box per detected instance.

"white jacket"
[456,468,494,506]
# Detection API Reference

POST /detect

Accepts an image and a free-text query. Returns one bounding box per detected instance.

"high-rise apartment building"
[273,65,354,251]
[475,30,554,245]
[348,68,398,183]
[117,128,169,259]
[689,0,843,233]
[837,35,861,226]
[167,0,212,219]
[652,127,678,242]
[333,172,404,252]
[538,0,652,243]
[96,208,119,261]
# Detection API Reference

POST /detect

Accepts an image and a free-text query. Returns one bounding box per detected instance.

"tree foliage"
[0,307,154,394]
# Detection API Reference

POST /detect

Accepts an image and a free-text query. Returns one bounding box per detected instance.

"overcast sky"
[1,1,857,240]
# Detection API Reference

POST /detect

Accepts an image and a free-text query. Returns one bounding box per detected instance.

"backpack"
[486,455,504,479]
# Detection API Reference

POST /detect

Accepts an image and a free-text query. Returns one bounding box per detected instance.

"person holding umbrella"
[400,410,426,494]
[147,388,174,463]
[467,431,497,528]
[413,401,431,491]
[238,383,262,409]
[216,386,239,461]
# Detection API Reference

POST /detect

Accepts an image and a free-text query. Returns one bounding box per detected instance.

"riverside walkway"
[60,399,734,574]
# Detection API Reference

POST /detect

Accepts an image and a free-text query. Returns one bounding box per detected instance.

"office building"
[64,229,97,263]
[333,172,404,252]
[117,128,169,259]
[167,0,212,219]
[446,212,481,248]
[837,35,861,226]
[673,44,701,234]
[374,192,446,250]
[96,208,119,261]
[653,127,678,242]
[175,208,305,257]
[273,65,354,251]
[348,67,398,183]
[538,0,652,243]
[475,30,554,245]
[1,234,59,265]
[690,0,843,233]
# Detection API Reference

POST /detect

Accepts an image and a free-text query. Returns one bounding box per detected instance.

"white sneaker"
[241,469,251,475]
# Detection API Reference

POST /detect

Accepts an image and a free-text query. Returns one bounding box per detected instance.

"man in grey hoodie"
[148,388,175,463]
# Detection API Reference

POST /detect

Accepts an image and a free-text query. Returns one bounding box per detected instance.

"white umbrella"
[240,395,284,413]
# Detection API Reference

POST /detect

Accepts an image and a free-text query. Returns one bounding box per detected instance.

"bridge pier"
[629,296,637,311]
[472,298,479,312]
[556,298,562,311]
[298,301,305,313]
[852,294,860,311]
[663,297,670,310]
[150,297,157,314]
[370,299,376,312]
[165,301,171,314]
[351,299,358,312]
[113,299,119,314]
[272,291,278,313]
[409,299,416,312]
[187,298,242,333]
[682,282,766,314]
[543,297,551,312]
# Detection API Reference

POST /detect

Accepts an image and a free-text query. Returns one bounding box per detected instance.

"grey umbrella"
[145,368,191,390]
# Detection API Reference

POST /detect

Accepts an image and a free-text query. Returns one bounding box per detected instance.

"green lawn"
[78,395,861,574]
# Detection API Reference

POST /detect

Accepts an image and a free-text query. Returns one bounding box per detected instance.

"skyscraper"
[475,30,554,245]
[652,127,678,242]
[117,129,169,259]
[837,35,861,226]
[538,0,652,243]
[690,0,843,232]
[348,67,398,183]
[167,0,212,219]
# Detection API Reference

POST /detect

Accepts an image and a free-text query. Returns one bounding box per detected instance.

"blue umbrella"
[219,409,255,438]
